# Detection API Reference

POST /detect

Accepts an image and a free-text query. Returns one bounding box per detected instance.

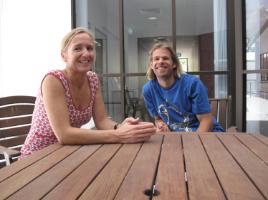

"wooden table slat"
[114,134,164,200]
[235,134,268,164]
[7,144,103,200]
[78,143,142,200]
[252,134,268,146]
[218,134,268,199]
[153,134,187,200]
[41,144,121,200]
[183,134,226,200]
[200,134,265,200]
[0,133,267,200]
[0,145,80,200]
[0,143,61,183]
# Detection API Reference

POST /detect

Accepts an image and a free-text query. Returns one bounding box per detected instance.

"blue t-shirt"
[142,74,224,132]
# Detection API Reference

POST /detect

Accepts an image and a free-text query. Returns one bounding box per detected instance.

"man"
[142,43,223,132]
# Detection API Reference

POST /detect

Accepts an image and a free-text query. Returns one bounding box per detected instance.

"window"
[245,0,268,135]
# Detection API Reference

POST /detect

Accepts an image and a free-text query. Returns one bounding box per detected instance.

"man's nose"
[158,58,165,62]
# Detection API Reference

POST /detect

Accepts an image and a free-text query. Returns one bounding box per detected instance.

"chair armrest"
[0,146,20,166]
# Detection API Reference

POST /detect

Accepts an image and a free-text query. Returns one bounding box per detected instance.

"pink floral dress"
[20,70,99,158]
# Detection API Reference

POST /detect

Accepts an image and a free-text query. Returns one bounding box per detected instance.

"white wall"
[0,0,71,97]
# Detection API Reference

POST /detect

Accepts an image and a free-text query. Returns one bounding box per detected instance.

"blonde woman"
[20,27,156,158]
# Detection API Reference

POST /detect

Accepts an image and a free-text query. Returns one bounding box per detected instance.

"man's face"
[150,48,175,79]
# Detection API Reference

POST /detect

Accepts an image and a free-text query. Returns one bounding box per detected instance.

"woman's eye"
[87,46,94,51]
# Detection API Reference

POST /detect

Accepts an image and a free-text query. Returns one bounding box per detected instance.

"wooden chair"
[0,95,36,167]
[209,97,237,132]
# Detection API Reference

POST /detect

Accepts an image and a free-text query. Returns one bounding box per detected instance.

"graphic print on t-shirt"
[158,99,192,132]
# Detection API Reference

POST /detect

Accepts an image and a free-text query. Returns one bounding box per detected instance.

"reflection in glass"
[101,76,122,122]
[124,0,172,73]
[75,0,230,123]
[246,0,268,71]
[176,36,199,72]
[176,0,227,72]
[194,74,227,98]
[125,76,151,121]
[76,0,122,121]
[246,74,268,136]
[246,0,268,135]
[76,0,120,74]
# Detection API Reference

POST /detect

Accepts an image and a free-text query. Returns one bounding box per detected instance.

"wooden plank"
[218,100,227,130]
[42,144,122,200]
[0,144,61,182]
[210,100,218,120]
[78,143,141,200]
[235,134,268,164]
[0,96,36,106]
[0,134,27,148]
[200,134,265,200]
[0,125,30,138]
[0,145,80,199]
[0,115,32,128]
[153,134,187,200]
[182,133,225,200]
[7,144,104,200]
[218,134,268,199]
[0,104,34,117]
[253,134,268,146]
[114,134,163,200]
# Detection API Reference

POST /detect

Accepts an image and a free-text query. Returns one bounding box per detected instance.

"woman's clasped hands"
[114,117,156,143]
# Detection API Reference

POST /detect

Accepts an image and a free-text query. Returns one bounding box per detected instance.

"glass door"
[245,0,268,135]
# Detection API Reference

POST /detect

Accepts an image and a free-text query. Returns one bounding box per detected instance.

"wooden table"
[0,133,268,200]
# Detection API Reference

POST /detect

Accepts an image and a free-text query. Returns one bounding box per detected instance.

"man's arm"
[196,113,213,132]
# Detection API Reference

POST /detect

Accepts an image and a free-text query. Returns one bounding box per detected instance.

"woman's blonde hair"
[146,43,182,80]
[61,27,95,52]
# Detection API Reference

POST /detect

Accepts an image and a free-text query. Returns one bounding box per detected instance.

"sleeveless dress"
[20,70,99,158]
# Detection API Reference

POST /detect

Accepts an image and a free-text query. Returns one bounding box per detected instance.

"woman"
[20,27,156,158]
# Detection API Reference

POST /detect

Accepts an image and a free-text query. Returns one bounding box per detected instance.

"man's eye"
[74,47,81,51]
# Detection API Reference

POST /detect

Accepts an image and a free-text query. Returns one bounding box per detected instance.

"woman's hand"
[120,117,140,126]
[115,121,156,143]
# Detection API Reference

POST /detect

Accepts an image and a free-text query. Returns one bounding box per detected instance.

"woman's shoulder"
[42,70,67,85]
[45,69,65,79]
[87,71,98,80]
[86,71,99,90]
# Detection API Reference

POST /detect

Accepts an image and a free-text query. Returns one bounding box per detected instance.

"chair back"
[209,97,230,131]
[0,95,36,165]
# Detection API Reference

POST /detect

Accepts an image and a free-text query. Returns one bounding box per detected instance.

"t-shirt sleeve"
[142,83,158,118]
[190,78,211,114]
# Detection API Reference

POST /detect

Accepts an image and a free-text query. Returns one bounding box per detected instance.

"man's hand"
[155,118,170,132]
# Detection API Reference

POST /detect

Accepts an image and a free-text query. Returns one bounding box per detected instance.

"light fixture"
[147,16,158,20]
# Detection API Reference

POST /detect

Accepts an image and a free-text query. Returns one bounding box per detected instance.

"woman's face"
[62,33,95,73]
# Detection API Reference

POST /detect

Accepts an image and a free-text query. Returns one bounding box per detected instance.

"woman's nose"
[82,48,93,56]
